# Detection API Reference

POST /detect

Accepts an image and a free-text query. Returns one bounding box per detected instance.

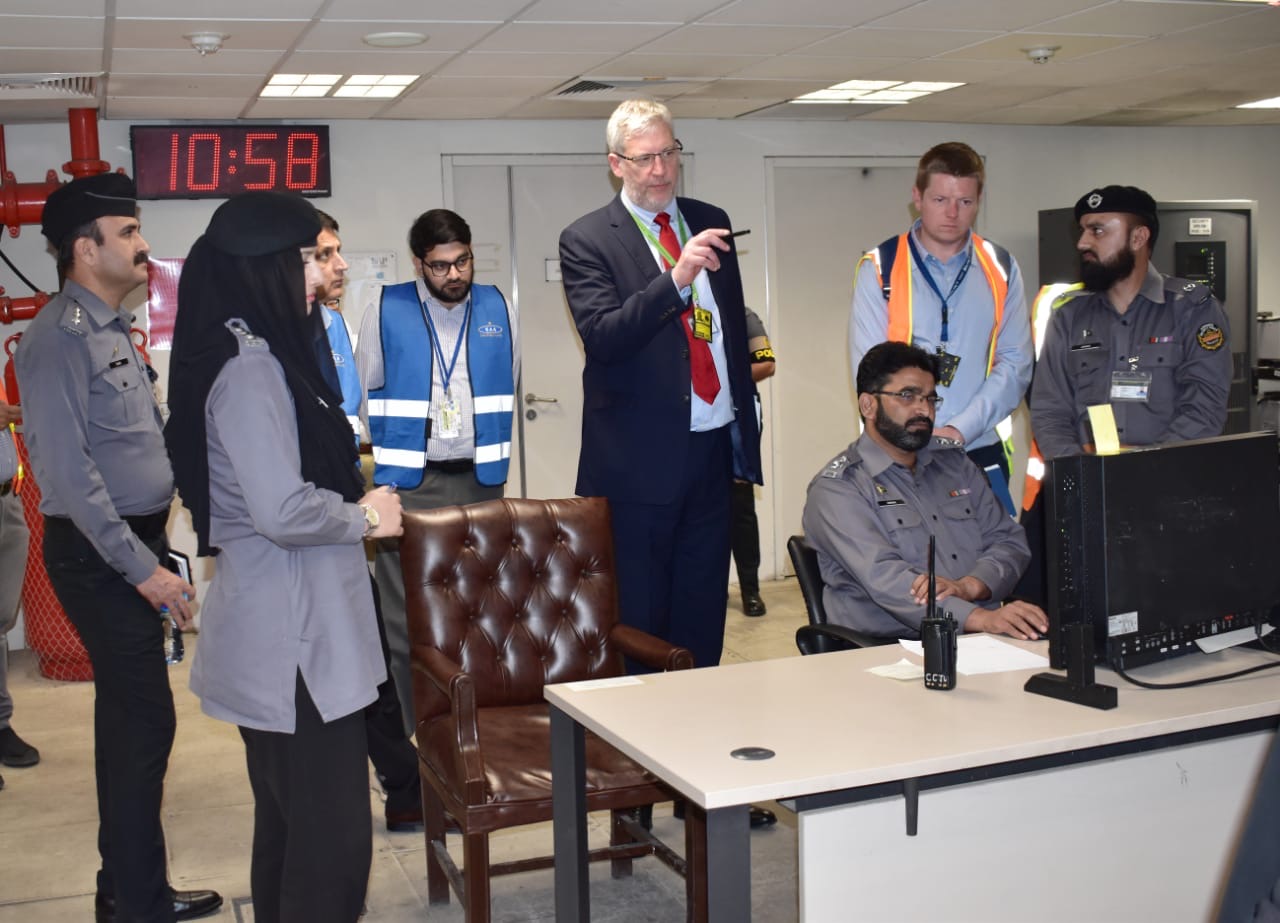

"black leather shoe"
[0,727,38,767]
[94,888,223,922]
[673,800,777,828]
[386,804,424,832]
[741,592,767,617]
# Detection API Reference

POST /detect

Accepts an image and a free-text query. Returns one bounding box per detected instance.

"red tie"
[655,212,721,404]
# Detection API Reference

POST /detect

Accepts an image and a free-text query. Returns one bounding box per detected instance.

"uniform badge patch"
[1087,192,1103,208]
[478,322,503,337]
[1196,323,1224,351]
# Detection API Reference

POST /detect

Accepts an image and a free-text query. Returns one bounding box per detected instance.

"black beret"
[1074,185,1159,245]
[204,192,320,257]
[41,172,137,248]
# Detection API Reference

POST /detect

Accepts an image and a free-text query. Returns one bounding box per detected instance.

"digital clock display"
[130,125,331,200]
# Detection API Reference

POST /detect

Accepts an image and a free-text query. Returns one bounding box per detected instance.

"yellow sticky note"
[1087,404,1121,455]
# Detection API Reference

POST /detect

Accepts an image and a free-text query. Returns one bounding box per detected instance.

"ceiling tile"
[278,49,454,74]
[378,95,527,118]
[1040,0,1255,36]
[517,0,727,21]
[804,28,1003,58]
[727,55,914,81]
[298,20,499,52]
[117,0,321,16]
[597,53,772,79]
[434,52,618,78]
[405,75,565,99]
[104,96,250,119]
[704,0,913,27]
[244,96,404,119]
[323,0,530,20]
[470,22,676,54]
[0,49,104,72]
[868,0,1109,33]
[109,48,286,75]
[633,24,847,56]
[0,15,104,47]
[501,97,621,119]
[112,19,308,51]
[939,32,1143,62]
[106,74,266,97]
[680,79,832,99]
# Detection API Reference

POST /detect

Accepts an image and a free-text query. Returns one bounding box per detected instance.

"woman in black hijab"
[166,192,401,923]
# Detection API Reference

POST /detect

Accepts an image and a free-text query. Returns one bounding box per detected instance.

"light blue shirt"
[849,220,1033,451]
[622,191,734,433]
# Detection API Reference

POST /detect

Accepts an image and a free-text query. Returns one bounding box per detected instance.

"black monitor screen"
[1045,433,1280,667]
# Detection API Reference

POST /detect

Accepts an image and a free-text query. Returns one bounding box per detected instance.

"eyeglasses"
[422,253,473,277]
[613,139,684,169]
[870,389,944,408]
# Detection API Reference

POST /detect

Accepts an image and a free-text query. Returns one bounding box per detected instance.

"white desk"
[546,640,1280,922]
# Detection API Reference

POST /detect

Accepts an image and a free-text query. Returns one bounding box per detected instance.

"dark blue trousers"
[607,426,732,671]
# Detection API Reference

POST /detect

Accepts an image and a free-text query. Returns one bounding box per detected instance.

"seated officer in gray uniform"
[1030,185,1231,459]
[802,341,1047,640]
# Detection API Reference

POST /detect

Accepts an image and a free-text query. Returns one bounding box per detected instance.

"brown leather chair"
[399,496,694,923]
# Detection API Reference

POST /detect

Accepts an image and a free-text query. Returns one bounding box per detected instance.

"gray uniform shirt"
[1030,264,1231,460]
[14,280,172,585]
[801,434,1029,638]
[189,327,384,733]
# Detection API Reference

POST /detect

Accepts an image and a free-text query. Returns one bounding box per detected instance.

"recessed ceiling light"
[791,79,963,105]
[363,31,428,48]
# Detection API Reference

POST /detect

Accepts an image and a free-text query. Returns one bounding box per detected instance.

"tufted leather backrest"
[400,497,624,719]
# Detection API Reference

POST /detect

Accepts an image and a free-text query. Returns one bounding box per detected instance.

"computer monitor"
[1044,432,1280,669]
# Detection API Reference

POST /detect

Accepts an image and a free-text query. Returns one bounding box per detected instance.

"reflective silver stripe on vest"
[475,442,511,464]
[367,398,430,418]
[473,395,514,414]
[373,447,426,467]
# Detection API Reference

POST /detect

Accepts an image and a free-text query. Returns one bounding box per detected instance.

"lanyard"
[629,209,691,269]
[906,234,972,349]
[419,295,470,397]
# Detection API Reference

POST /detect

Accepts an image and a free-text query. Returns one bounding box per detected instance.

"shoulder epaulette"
[820,446,861,478]
[224,318,268,351]
[1167,276,1211,306]
[57,300,90,337]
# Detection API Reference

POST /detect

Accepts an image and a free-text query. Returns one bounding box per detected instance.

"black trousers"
[729,480,761,595]
[239,672,371,923]
[362,575,419,814]
[44,512,176,923]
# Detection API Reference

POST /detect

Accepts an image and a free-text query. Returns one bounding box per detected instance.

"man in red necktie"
[560,99,772,826]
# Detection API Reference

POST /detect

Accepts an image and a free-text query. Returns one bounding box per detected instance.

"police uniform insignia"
[875,483,886,494]
[59,302,88,337]
[821,454,850,478]
[1087,192,1103,209]
[224,318,267,349]
[1184,283,1195,292]
[1196,322,1224,351]
[949,487,971,498]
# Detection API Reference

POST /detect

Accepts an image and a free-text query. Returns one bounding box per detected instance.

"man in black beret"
[1030,183,1232,460]
[14,173,221,922]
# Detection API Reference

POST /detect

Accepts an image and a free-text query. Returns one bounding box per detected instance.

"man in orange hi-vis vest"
[850,141,1032,487]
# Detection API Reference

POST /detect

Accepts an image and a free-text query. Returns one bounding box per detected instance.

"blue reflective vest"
[322,307,362,442]
[368,282,514,488]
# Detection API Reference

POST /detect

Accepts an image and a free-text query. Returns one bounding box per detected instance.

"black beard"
[1079,246,1135,292]
[874,407,933,452]
[425,275,471,305]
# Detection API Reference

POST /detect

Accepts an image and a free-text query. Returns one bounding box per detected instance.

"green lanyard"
[629,209,691,268]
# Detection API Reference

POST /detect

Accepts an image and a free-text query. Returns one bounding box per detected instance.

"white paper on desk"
[899,636,1049,675]
[562,676,645,692]
[868,659,924,681]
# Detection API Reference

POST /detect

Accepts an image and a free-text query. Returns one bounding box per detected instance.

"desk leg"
[708,806,751,922]
[551,705,589,922]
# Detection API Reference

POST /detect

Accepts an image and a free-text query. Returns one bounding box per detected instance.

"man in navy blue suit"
[559,98,762,677]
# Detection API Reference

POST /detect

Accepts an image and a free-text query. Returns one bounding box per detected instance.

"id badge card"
[936,350,961,387]
[437,390,463,438]
[691,305,714,343]
[1110,370,1152,402]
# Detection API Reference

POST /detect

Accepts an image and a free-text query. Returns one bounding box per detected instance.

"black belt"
[47,508,169,543]
[425,458,474,474]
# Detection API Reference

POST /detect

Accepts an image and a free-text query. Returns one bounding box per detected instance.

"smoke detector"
[184,32,229,56]
[1023,45,1060,65]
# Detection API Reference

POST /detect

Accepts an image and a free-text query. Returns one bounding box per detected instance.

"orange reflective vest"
[859,231,1013,377]
[1021,282,1086,511]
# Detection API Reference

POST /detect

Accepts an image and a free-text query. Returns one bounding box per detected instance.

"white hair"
[606,99,674,154]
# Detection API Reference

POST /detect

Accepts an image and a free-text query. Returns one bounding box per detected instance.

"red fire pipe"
[0,108,113,321]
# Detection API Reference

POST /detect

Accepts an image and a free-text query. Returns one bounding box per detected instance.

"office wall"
[1,116,1277,593]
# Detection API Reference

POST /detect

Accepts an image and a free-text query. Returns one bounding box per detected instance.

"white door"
[447,156,618,500]
[765,157,917,574]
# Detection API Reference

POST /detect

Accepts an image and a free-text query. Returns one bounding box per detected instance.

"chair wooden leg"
[423,783,450,906]
[610,808,635,879]
[684,803,709,923]
[462,831,491,923]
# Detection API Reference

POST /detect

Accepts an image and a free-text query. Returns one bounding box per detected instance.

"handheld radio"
[921,535,957,690]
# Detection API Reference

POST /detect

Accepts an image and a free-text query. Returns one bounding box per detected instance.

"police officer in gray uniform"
[803,341,1047,640]
[15,174,221,923]
[1030,185,1232,459]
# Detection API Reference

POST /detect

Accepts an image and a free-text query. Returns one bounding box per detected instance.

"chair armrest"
[610,623,695,671]
[412,646,485,801]
[795,624,895,656]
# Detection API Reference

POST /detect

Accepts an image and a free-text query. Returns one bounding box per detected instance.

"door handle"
[524,393,559,405]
